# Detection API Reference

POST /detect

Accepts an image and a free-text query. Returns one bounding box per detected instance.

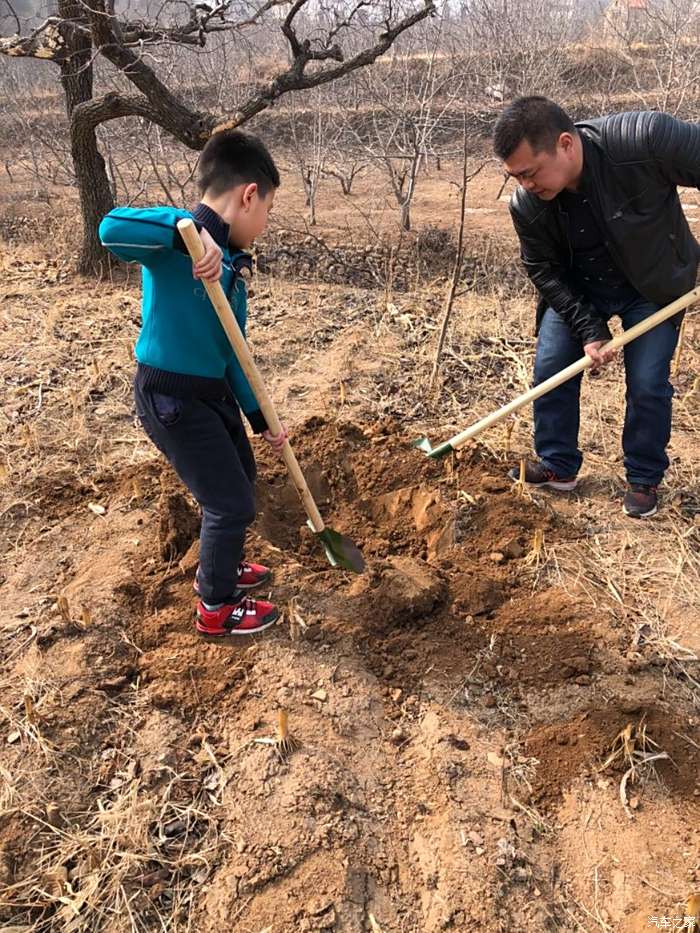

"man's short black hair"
[198,129,280,197]
[493,96,576,161]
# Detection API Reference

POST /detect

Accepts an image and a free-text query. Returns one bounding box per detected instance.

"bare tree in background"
[322,154,368,196]
[618,0,700,114]
[349,16,465,231]
[458,0,581,100]
[287,90,335,226]
[0,0,435,272]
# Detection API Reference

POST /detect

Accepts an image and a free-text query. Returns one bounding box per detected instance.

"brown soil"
[2,169,700,929]
[2,408,699,931]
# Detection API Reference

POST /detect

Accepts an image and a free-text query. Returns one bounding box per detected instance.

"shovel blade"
[412,436,433,454]
[411,437,454,459]
[315,526,366,574]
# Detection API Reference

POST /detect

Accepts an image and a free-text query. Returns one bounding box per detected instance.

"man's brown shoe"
[507,460,578,492]
[623,484,658,518]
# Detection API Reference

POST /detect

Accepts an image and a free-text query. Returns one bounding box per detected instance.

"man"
[494,97,700,517]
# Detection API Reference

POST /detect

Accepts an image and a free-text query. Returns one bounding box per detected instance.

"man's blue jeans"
[533,294,680,486]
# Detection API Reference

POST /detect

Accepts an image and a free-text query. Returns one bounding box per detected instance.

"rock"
[426,518,457,560]
[446,734,470,752]
[391,727,406,745]
[311,689,327,702]
[489,552,505,563]
[502,537,525,559]
[564,655,592,675]
[162,818,186,838]
[308,897,333,916]
[378,556,445,622]
[480,474,509,494]
[467,830,484,846]
[487,751,504,769]
[45,803,62,827]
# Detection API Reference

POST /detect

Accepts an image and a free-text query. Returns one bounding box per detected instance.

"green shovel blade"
[412,437,433,453]
[310,523,365,574]
[411,437,454,459]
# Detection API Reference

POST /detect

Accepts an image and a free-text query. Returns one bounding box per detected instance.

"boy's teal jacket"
[98,205,259,420]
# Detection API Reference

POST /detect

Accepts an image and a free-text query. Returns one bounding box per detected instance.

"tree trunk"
[58,0,114,273]
[72,124,116,273]
[400,198,411,231]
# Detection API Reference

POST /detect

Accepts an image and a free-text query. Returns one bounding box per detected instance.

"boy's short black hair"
[198,129,280,197]
[493,96,576,161]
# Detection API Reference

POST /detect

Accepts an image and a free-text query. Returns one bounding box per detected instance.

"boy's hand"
[263,423,288,457]
[193,228,223,282]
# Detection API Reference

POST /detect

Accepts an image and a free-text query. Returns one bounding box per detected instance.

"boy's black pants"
[135,383,256,605]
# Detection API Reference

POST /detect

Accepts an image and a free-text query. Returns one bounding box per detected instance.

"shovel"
[415,285,700,458]
[177,219,365,573]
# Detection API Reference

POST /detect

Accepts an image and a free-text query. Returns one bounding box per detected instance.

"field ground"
[1,160,700,931]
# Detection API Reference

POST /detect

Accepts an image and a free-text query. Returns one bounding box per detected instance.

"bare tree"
[322,155,368,196]
[1,0,436,272]
[349,14,464,231]
[623,0,700,114]
[457,0,582,100]
[287,91,334,225]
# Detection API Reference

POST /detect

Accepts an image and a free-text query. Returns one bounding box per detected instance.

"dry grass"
[1,160,699,930]
[1,766,226,931]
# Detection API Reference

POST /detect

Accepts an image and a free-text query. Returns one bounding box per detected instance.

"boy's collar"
[192,202,230,250]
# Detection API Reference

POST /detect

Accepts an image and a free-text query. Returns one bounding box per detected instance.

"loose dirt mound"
[1,418,699,931]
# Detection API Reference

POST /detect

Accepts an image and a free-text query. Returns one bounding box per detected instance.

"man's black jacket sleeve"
[646,111,700,190]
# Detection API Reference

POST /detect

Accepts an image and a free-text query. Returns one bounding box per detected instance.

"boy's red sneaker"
[236,561,272,590]
[194,561,272,596]
[195,595,279,637]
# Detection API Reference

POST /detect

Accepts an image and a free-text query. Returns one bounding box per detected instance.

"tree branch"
[326,1,373,46]
[86,0,212,145]
[2,0,21,34]
[72,90,214,148]
[75,0,437,146]
[0,0,287,59]
[0,16,85,62]
[214,0,436,132]
[118,0,290,48]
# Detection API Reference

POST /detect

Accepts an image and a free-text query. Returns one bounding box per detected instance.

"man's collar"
[576,134,595,194]
[193,202,229,250]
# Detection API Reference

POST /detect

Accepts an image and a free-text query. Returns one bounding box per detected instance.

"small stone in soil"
[391,727,406,745]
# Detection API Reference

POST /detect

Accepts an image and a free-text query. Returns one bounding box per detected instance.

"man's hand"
[263,423,288,457]
[584,340,616,369]
[192,228,223,282]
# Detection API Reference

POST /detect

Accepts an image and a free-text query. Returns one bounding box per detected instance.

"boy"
[99,130,286,636]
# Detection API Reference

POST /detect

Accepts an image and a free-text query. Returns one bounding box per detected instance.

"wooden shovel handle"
[448,285,700,451]
[177,219,325,532]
